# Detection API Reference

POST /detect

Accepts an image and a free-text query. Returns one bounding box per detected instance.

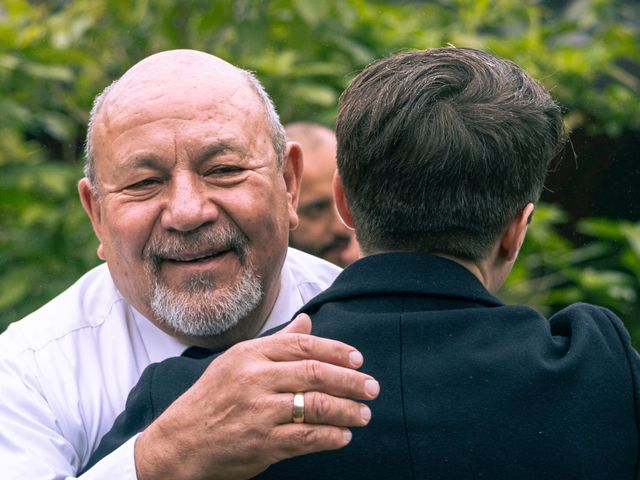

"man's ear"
[282,141,304,231]
[500,202,535,262]
[332,172,355,230]
[78,177,106,260]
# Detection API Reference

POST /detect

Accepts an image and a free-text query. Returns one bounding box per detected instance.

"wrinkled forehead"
[94,51,265,139]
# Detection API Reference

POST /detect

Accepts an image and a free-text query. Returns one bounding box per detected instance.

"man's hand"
[134,314,380,480]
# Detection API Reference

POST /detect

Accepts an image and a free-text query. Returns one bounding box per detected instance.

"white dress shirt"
[0,248,340,480]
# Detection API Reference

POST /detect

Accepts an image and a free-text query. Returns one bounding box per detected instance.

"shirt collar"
[131,306,191,361]
[259,261,301,334]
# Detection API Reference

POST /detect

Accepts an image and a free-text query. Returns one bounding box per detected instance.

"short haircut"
[83,70,286,188]
[336,47,566,260]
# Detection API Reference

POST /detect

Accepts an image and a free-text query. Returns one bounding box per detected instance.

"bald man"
[0,50,378,479]
[286,123,360,267]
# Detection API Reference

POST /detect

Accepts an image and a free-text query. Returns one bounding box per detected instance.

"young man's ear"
[78,177,106,260]
[282,141,304,231]
[332,172,355,230]
[500,202,535,262]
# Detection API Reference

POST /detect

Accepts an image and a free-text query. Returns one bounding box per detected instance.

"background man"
[285,122,359,267]
[89,47,640,479]
[0,50,379,479]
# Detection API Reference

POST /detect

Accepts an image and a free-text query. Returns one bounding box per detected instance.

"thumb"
[278,313,312,335]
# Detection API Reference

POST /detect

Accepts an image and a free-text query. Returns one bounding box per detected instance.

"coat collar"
[299,252,503,315]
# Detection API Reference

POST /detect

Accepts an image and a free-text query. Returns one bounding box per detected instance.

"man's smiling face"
[79,51,300,344]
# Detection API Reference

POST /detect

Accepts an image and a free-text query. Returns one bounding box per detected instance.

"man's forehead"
[120,49,240,89]
[93,50,264,139]
[109,51,251,109]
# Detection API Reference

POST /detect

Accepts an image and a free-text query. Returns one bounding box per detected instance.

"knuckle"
[294,334,314,356]
[246,395,265,417]
[236,364,262,386]
[241,338,263,357]
[304,360,324,386]
[296,428,319,448]
[242,434,261,454]
[228,339,249,354]
[275,427,344,459]
[224,341,253,363]
[310,392,331,420]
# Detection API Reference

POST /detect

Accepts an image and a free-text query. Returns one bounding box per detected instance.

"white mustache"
[143,225,249,267]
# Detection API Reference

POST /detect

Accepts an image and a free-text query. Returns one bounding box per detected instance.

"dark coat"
[85,253,640,479]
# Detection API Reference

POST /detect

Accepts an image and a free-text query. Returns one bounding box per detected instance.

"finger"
[276,313,312,335]
[252,332,364,369]
[268,360,380,400]
[303,392,372,426]
[274,392,371,427]
[268,424,353,463]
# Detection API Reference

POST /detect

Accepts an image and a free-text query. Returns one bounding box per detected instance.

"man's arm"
[80,363,162,473]
[0,366,84,479]
[87,315,378,480]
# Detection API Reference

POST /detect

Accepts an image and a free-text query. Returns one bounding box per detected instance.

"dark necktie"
[180,346,214,359]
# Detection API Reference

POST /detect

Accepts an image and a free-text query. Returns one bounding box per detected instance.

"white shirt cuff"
[73,434,139,479]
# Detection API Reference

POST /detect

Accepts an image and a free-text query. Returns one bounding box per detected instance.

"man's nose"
[161,173,218,232]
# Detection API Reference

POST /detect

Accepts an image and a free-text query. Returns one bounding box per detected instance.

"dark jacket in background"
[85,253,640,479]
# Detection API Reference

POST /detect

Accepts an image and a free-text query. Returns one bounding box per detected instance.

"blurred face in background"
[286,123,359,267]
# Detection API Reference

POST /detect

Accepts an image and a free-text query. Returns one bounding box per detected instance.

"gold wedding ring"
[292,392,305,423]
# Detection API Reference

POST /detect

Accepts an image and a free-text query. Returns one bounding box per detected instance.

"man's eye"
[126,178,160,189]
[298,200,332,219]
[206,165,243,176]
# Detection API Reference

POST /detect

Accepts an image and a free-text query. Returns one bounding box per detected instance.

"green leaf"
[0,269,30,310]
[291,83,337,106]
[293,0,328,27]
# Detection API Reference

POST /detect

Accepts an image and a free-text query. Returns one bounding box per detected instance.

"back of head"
[336,47,565,260]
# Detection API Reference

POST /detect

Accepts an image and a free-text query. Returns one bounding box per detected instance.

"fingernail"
[365,379,380,397]
[349,351,363,367]
[342,429,352,444]
[360,405,371,424]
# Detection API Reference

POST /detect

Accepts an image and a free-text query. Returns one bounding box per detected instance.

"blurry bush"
[501,205,640,342]
[1,0,638,341]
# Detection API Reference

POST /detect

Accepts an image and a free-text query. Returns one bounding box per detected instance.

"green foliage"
[1,0,639,337]
[501,206,640,344]
[0,160,99,322]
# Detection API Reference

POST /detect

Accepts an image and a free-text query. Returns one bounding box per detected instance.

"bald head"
[285,122,336,151]
[285,123,337,179]
[84,49,285,187]
[110,49,240,97]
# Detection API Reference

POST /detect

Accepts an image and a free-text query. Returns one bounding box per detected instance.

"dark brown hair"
[336,47,566,260]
